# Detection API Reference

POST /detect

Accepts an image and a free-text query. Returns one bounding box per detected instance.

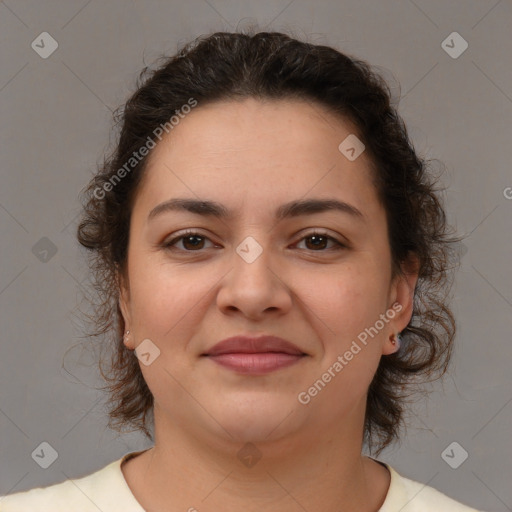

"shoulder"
[381,464,484,512]
[0,452,145,512]
[0,461,119,512]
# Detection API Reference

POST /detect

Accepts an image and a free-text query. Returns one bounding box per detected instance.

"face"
[119,98,417,446]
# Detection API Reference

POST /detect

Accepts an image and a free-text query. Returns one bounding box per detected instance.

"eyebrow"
[147,197,365,222]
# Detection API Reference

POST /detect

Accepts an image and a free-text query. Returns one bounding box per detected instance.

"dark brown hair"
[76,29,461,455]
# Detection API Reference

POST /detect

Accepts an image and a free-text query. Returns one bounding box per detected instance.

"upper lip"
[204,335,305,356]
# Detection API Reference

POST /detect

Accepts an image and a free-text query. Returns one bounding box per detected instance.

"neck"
[122,405,390,512]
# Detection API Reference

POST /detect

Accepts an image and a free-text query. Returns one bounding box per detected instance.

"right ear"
[117,268,133,349]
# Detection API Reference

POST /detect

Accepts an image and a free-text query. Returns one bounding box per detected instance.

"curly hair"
[76,28,461,455]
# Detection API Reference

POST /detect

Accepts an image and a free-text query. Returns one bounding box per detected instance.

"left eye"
[295,231,345,251]
[163,230,345,252]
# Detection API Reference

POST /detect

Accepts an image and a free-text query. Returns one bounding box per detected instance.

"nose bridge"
[225,205,283,274]
[215,232,291,317]
[235,233,267,265]
[231,233,274,283]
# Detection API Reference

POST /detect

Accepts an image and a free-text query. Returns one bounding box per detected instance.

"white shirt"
[0,450,483,511]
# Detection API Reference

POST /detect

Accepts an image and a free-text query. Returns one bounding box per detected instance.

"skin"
[118,97,419,511]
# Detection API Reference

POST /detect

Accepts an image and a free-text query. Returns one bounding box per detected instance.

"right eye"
[163,230,216,252]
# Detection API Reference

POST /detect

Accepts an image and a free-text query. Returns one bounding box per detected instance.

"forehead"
[147,97,367,167]
[134,98,381,220]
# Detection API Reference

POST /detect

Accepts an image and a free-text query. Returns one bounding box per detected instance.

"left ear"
[382,252,420,355]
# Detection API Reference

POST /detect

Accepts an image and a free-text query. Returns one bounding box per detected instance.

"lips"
[203,335,305,356]
[203,335,307,375]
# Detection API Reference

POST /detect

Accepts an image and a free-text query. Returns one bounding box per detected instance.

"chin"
[207,397,300,444]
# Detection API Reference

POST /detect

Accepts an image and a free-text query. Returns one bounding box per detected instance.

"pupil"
[308,235,326,249]
[184,235,203,249]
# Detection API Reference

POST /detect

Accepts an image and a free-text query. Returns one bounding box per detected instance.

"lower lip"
[206,353,305,375]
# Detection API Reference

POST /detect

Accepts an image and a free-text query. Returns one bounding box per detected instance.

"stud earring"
[390,332,401,352]
[123,330,131,346]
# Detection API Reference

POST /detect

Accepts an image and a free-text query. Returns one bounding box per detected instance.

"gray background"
[0,1,511,510]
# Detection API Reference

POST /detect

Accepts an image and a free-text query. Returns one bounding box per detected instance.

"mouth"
[205,352,306,375]
[202,335,307,375]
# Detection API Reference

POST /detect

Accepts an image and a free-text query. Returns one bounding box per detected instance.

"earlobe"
[123,329,134,350]
[388,331,401,354]
[385,253,419,353]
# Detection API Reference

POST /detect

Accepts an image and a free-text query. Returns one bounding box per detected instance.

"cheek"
[304,262,390,397]
[308,262,390,335]
[128,257,213,339]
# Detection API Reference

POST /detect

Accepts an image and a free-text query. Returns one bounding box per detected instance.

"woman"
[1,30,483,511]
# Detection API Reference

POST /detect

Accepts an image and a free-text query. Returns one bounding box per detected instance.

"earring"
[390,332,401,352]
[123,330,131,346]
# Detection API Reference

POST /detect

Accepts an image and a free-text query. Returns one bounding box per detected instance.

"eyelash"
[163,229,347,253]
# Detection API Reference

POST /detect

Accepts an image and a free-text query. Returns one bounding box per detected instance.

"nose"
[216,238,293,320]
